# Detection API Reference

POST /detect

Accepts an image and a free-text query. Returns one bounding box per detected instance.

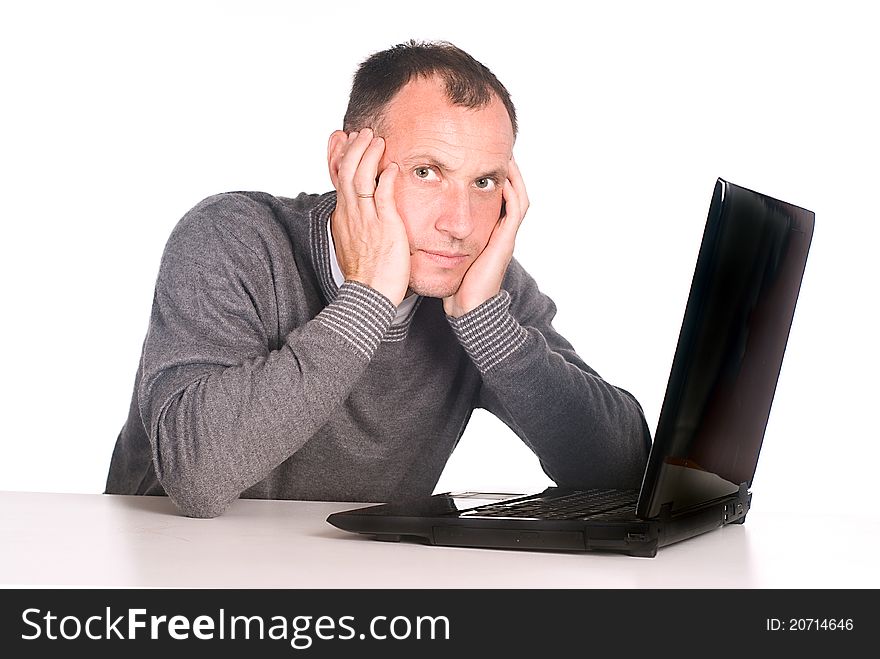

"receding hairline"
[367,72,515,138]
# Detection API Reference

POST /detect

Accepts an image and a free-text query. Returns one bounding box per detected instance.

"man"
[105,40,651,518]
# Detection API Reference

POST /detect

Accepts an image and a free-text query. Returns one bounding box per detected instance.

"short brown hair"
[343,40,518,137]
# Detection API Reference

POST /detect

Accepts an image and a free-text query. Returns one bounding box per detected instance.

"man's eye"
[414,167,437,180]
[475,177,496,190]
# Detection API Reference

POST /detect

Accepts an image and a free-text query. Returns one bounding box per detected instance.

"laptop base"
[327,486,751,558]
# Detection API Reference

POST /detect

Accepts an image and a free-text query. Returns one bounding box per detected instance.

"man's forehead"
[380,77,514,170]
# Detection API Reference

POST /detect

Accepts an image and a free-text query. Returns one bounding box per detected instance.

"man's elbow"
[151,405,238,518]
[545,456,643,491]
[156,466,236,518]
[166,484,234,518]
[613,414,652,488]
[544,419,651,490]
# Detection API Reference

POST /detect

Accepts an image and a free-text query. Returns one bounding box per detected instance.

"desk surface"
[2,491,878,588]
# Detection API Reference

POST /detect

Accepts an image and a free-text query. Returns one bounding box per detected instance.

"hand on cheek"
[330,128,411,306]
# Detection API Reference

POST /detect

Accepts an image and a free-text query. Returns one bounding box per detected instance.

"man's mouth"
[419,250,469,268]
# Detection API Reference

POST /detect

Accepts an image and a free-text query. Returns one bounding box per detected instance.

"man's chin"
[407,277,463,300]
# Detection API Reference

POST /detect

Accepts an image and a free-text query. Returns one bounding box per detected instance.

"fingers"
[337,128,385,214]
[486,179,518,252]
[354,133,385,200]
[506,156,530,220]
[335,130,365,196]
[481,157,527,258]
[495,157,528,240]
[501,179,518,224]
[375,161,399,217]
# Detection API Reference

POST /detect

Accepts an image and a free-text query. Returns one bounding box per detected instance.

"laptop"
[327,178,814,557]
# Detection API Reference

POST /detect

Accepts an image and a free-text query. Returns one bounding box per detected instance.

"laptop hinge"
[658,482,751,522]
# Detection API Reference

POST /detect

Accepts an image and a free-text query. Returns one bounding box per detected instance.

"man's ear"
[327,130,348,190]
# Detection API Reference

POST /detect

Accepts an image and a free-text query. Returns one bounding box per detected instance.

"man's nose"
[434,184,474,240]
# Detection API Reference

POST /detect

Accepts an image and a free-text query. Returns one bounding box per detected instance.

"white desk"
[2,491,878,588]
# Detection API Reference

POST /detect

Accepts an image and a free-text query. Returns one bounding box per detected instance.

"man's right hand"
[328,128,411,306]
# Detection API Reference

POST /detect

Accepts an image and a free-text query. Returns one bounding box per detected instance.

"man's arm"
[444,158,650,488]
[141,131,409,518]
[138,194,396,518]
[448,261,652,489]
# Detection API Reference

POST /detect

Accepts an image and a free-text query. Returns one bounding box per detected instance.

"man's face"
[377,76,515,299]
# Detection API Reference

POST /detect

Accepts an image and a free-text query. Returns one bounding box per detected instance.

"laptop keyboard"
[459,489,639,521]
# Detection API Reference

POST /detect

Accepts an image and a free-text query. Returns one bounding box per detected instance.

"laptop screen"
[637,179,814,519]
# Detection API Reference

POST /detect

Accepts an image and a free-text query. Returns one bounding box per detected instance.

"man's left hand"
[443,156,530,318]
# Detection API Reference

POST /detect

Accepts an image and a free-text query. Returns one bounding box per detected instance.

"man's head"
[342,40,517,139]
[328,41,518,299]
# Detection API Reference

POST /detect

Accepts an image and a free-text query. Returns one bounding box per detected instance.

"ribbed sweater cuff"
[447,290,529,373]
[315,281,396,360]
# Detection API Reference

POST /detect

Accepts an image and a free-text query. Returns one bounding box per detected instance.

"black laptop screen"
[637,179,814,519]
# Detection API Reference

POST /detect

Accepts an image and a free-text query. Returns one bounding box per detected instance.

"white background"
[1,0,876,516]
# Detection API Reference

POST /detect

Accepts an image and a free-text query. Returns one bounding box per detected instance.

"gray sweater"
[105,191,651,517]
